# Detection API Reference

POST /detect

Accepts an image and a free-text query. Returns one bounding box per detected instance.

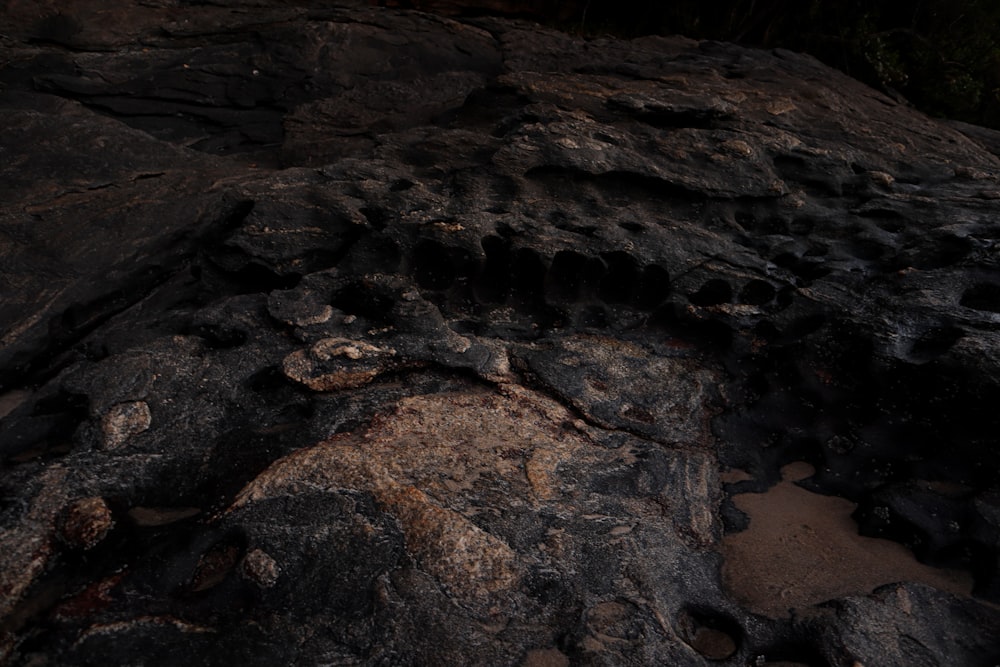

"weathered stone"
[282,337,400,391]
[241,548,281,589]
[2,1,1000,665]
[58,497,114,550]
[99,401,151,450]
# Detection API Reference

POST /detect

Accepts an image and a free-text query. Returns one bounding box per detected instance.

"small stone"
[954,165,992,180]
[721,139,753,157]
[241,548,280,588]
[100,401,151,450]
[869,171,895,187]
[765,98,797,115]
[446,335,472,354]
[59,497,114,550]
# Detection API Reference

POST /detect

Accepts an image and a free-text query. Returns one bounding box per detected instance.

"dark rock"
[2,1,1000,665]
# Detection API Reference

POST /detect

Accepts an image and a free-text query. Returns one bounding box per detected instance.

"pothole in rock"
[961,282,1000,313]
[720,461,973,619]
[676,606,740,661]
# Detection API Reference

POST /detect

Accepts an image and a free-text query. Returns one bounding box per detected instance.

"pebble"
[100,401,151,450]
[241,548,280,588]
[59,497,114,550]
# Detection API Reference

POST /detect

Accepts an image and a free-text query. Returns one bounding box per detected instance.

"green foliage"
[569,0,1000,128]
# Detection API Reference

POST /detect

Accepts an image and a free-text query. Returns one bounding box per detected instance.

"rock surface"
[2,1,1000,665]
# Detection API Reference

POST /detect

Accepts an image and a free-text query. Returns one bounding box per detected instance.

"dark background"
[383,0,1000,130]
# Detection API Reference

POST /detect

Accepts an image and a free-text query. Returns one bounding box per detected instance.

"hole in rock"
[546,251,592,302]
[960,283,1000,313]
[677,606,741,661]
[772,253,831,282]
[789,217,816,235]
[774,286,795,310]
[752,640,831,667]
[31,14,83,45]
[633,265,671,310]
[389,179,414,192]
[652,304,733,348]
[875,218,906,233]
[734,211,757,230]
[358,206,389,230]
[342,235,401,275]
[753,215,789,235]
[910,326,964,359]
[689,279,732,306]
[477,236,510,303]
[413,241,457,291]
[226,263,301,294]
[912,235,973,269]
[578,305,608,328]
[190,324,247,349]
[618,221,645,233]
[32,390,89,417]
[599,252,639,303]
[55,289,129,342]
[849,238,886,261]
[783,314,826,341]
[550,210,599,237]
[803,243,827,257]
[330,282,394,325]
[247,365,292,393]
[739,280,776,305]
[751,320,781,344]
[509,248,546,305]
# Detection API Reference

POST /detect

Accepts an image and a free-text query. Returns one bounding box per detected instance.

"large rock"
[2,1,1000,665]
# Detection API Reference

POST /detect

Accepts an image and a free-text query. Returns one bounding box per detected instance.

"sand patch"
[721,461,972,618]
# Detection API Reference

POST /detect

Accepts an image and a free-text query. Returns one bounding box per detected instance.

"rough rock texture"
[2,2,1000,665]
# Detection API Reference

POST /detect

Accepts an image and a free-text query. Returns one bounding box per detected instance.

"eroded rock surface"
[2,1,1000,665]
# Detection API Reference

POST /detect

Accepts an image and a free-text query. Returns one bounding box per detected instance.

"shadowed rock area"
[2,1,1000,665]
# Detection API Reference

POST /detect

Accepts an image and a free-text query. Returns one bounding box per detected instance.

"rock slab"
[2,1,1000,665]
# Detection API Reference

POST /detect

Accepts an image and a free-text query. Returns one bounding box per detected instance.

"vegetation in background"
[570,0,1000,129]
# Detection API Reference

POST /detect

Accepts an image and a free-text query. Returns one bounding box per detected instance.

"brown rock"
[59,497,113,550]
[241,548,280,588]
[281,337,399,391]
[100,401,151,450]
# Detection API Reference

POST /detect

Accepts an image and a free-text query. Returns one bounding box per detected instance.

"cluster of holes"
[411,237,675,316]
[412,237,788,324]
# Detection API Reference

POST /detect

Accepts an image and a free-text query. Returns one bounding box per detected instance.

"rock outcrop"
[2,2,1000,665]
